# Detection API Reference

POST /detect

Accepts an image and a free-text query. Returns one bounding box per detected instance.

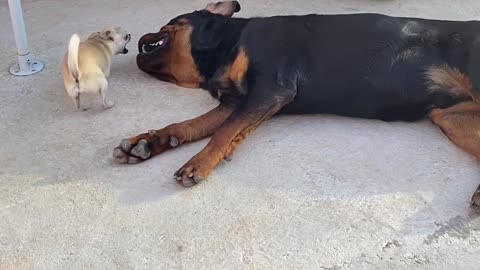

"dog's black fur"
[137,4,479,121]
[115,1,480,205]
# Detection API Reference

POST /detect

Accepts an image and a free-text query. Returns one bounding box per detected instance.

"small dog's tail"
[67,34,81,83]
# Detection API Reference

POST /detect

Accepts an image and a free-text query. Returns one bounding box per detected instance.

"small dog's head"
[90,27,132,55]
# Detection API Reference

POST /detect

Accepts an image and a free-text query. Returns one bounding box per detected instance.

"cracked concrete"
[0,0,480,269]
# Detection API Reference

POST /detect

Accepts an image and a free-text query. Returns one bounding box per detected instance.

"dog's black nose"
[232,1,241,12]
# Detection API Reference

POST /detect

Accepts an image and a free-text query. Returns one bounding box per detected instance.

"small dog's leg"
[72,86,81,110]
[99,79,115,109]
[102,95,115,109]
[72,95,80,110]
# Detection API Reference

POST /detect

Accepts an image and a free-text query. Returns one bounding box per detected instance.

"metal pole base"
[9,54,44,76]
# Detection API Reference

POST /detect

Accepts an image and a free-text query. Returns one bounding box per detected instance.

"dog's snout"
[232,1,241,12]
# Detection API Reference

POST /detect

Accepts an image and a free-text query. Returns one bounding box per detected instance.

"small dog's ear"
[88,32,101,39]
[205,1,241,17]
[101,30,114,41]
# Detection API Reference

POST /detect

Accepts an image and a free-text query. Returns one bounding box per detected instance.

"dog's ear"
[191,18,224,50]
[101,30,114,41]
[205,1,241,17]
[88,32,101,39]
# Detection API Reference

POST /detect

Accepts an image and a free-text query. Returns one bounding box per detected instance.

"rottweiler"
[113,1,480,206]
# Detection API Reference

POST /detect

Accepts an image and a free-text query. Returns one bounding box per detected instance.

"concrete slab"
[0,0,479,269]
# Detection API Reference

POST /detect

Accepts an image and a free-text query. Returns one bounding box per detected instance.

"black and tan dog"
[113,1,480,206]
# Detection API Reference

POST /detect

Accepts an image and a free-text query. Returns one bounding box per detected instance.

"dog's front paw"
[173,150,222,187]
[113,138,151,164]
[112,128,182,164]
[174,161,208,187]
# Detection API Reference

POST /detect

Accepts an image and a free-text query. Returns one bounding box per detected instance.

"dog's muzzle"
[123,34,132,54]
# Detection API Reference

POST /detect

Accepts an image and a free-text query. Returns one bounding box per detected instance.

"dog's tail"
[67,34,81,83]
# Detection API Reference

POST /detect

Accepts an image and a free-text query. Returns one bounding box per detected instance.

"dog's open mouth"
[122,34,132,54]
[139,33,169,55]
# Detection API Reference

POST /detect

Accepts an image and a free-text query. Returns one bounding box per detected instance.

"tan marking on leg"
[429,102,480,159]
[175,96,293,185]
[429,101,480,206]
[114,103,235,164]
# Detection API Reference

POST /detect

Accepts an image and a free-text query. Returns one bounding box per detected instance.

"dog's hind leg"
[99,78,115,109]
[429,101,480,206]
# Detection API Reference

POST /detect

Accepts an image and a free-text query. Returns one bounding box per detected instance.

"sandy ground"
[1,0,479,269]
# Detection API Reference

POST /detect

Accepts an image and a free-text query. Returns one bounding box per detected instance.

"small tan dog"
[61,27,131,110]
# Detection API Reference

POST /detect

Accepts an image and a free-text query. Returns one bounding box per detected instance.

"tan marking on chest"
[228,47,249,94]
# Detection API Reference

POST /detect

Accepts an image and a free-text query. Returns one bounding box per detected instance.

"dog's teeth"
[159,40,164,45]
[142,44,147,53]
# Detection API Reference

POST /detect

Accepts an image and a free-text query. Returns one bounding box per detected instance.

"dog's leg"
[72,95,80,110]
[174,93,295,187]
[113,102,237,164]
[71,85,81,110]
[429,101,480,206]
[99,79,115,109]
[429,102,480,158]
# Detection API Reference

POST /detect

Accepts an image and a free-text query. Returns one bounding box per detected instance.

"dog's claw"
[130,139,151,159]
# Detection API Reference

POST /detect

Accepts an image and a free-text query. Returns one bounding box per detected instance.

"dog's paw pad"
[113,137,150,164]
[120,139,132,151]
[170,136,179,147]
[113,147,127,162]
[130,139,151,159]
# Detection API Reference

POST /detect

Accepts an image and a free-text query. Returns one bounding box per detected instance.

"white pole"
[8,0,44,76]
